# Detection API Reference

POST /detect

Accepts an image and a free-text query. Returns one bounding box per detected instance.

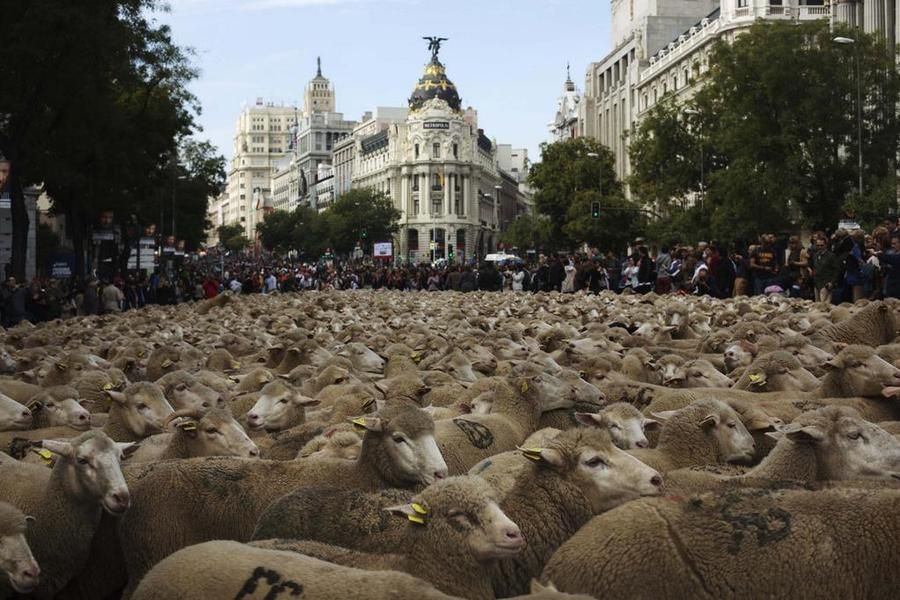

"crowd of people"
[5,220,900,325]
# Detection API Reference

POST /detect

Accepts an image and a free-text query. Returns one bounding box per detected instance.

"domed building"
[335,39,531,264]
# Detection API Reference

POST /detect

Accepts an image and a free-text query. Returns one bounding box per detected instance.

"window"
[414,143,420,159]
[412,175,419,191]
[453,143,458,159]
[432,143,440,159]
[737,0,748,6]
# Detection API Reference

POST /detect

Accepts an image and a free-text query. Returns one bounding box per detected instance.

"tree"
[500,213,553,252]
[217,224,245,244]
[630,21,900,244]
[325,189,401,255]
[529,137,645,251]
[0,1,204,277]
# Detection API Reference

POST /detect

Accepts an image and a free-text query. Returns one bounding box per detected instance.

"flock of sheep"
[0,288,898,599]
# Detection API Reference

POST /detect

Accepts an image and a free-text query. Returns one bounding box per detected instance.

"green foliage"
[0,1,211,276]
[629,20,900,243]
[563,190,644,252]
[528,138,623,250]
[256,189,400,258]
[500,213,553,251]
[217,224,245,244]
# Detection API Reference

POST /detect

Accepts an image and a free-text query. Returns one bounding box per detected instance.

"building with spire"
[549,64,582,142]
[270,58,355,212]
[340,38,531,263]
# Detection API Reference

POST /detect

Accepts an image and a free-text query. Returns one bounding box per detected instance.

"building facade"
[344,43,530,263]
[548,67,582,142]
[580,1,839,189]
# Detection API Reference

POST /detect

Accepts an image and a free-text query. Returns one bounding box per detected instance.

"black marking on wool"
[634,387,656,410]
[717,491,792,555]
[472,459,492,474]
[235,566,303,599]
[453,419,494,449]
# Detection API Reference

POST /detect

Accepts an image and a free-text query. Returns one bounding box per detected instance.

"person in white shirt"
[264,272,277,294]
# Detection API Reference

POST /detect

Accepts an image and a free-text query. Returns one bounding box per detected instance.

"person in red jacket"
[202,276,219,299]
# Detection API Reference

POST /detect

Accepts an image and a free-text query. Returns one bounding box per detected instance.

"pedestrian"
[750,234,779,295]
[101,280,124,313]
[813,235,839,304]
[655,246,672,294]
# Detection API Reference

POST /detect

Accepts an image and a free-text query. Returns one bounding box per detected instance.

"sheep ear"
[26,399,44,411]
[117,442,139,458]
[573,412,601,427]
[518,446,566,468]
[77,398,94,408]
[530,580,558,594]
[176,419,199,437]
[293,395,320,407]
[374,380,390,395]
[780,424,826,444]
[642,418,660,430]
[349,416,383,432]
[106,390,128,405]
[651,410,677,421]
[699,414,719,429]
[822,358,842,371]
[41,439,74,458]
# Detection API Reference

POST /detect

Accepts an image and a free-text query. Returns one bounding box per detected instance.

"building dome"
[409,58,461,112]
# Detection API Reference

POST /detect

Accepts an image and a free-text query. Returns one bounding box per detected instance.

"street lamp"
[683,108,704,209]
[833,36,864,199]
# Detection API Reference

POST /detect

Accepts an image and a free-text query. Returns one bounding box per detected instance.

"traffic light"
[591,201,601,219]
[361,228,367,238]
[448,246,455,259]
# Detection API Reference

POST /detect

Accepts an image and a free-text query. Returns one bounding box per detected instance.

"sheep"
[253,475,525,600]
[205,348,240,373]
[434,377,580,475]
[155,370,224,411]
[27,386,92,430]
[724,339,758,372]
[71,368,129,412]
[0,392,32,432]
[245,379,320,432]
[732,351,820,393]
[334,342,386,374]
[194,291,232,315]
[0,431,133,598]
[663,405,900,496]
[143,346,184,382]
[630,399,757,472]
[808,300,896,350]
[297,424,362,460]
[542,487,900,599]
[103,383,175,442]
[0,501,40,594]
[778,334,834,374]
[574,402,659,449]
[117,401,448,597]
[232,367,276,393]
[0,379,41,404]
[126,407,259,462]
[131,541,463,600]
[481,427,662,597]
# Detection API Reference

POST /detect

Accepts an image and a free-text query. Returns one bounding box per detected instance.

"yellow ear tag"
[181,423,197,431]
[407,514,426,525]
[34,449,53,464]
[161,359,173,368]
[521,447,543,461]
[410,352,420,361]
[233,362,241,369]
[352,417,368,429]
[520,382,529,393]
[749,373,765,386]
[411,503,428,515]
[102,383,114,391]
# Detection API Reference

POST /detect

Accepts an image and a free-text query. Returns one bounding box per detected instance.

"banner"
[373,242,393,257]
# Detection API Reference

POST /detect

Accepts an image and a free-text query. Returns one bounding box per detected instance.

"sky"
[161,0,611,166]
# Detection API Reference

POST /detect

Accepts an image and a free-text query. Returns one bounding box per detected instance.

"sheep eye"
[136,403,147,410]
[201,402,211,408]
[585,456,607,468]
[392,435,407,444]
[609,423,621,430]
[205,428,219,435]
[847,431,862,440]
[278,398,288,404]
[727,422,737,429]
[77,457,89,466]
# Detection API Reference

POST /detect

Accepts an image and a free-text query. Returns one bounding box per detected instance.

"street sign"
[429,241,436,251]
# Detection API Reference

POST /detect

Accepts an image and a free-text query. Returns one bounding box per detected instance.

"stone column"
[400,175,409,218]
[421,169,429,217]
[462,175,470,218]
[443,170,451,217]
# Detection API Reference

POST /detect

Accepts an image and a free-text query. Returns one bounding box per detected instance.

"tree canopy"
[0,1,222,277]
[256,189,401,258]
[528,137,643,251]
[629,20,900,243]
